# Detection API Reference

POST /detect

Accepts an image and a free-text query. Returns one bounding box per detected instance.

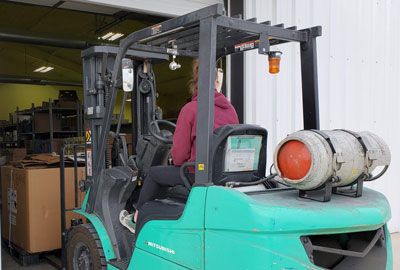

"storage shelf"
[0,124,17,128]
[35,131,78,134]
[13,98,83,153]
[35,108,81,115]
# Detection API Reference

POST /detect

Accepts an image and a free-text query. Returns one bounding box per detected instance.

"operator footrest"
[108,258,130,270]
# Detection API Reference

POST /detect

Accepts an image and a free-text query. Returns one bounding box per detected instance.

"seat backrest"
[136,135,171,179]
[211,124,268,185]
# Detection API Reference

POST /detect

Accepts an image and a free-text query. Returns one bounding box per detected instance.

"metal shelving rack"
[16,99,83,153]
[0,122,18,149]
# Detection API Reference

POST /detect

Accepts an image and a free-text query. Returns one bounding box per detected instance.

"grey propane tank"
[273,130,391,190]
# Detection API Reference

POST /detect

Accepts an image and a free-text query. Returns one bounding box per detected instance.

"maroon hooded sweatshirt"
[171,91,239,166]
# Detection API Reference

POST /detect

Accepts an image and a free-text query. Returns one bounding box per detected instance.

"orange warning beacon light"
[268,51,282,74]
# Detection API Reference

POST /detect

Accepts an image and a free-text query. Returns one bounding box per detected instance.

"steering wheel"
[149,120,176,144]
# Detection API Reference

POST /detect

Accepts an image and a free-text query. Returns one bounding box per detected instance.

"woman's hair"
[188,59,220,96]
[188,59,199,96]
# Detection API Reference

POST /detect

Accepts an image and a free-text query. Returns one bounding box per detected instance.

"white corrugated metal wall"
[244,0,400,232]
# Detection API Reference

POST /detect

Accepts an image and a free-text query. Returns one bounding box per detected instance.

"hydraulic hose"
[225,173,278,188]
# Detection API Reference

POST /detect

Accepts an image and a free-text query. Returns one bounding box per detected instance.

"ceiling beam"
[95,10,165,34]
[4,0,117,17]
[0,32,100,49]
[0,75,82,86]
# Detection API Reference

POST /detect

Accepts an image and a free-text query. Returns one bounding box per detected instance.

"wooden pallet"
[2,238,62,267]
[2,239,41,266]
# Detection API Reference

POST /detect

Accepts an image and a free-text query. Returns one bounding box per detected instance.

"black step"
[108,258,130,270]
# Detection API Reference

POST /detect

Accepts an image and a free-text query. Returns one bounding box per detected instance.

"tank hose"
[365,165,389,181]
[225,173,278,188]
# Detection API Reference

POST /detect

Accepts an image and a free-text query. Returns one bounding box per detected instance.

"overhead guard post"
[195,16,217,184]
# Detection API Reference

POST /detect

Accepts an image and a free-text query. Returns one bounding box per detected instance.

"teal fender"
[73,209,116,261]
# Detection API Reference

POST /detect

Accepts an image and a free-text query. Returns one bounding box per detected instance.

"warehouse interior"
[0,0,194,126]
[1,0,400,269]
[0,0,195,269]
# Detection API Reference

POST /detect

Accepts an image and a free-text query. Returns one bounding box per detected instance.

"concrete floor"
[2,233,400,269]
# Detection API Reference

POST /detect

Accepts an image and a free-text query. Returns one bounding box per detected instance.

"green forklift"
[60,4,393,270]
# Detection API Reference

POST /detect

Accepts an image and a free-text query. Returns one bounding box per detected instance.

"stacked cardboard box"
[1,166,85,253]
[6,148,27,163]
[33,113,61,133]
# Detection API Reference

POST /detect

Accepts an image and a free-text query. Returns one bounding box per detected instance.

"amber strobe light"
[277,140,312,181]
[268,51,282,74]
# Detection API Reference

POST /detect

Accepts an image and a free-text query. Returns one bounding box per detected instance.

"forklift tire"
[67,223,107,270]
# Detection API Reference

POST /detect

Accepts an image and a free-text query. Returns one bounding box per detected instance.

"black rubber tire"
[67,223,107,270]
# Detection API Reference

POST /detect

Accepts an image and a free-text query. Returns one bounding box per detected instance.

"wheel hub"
[73,242,92,270]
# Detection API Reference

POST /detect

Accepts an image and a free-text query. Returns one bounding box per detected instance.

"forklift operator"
[133,60,239,224]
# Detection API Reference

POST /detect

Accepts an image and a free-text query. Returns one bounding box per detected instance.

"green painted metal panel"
[132,187,207,270]
[129,248,189,270]
[73,184,393,269]
[205,187,390,233]
[205,230,322,269]
[80,188,90,211]
[204,186,392,269]
[385,224,393,270]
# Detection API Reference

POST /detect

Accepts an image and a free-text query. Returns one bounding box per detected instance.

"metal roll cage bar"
[88,3,322,212]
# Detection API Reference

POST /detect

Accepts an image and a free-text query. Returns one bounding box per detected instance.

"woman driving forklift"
[120,60,239,232]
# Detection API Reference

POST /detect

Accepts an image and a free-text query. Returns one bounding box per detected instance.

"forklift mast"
[81,46,167,210]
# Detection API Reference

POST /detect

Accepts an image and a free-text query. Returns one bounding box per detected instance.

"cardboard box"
[1,166,86,253]
[7,148,27,162]
[33,113,61,133]
[58,90,80,108]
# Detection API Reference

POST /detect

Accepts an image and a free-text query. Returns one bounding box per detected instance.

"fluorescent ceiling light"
[126,98,132,102]
[34,66,46,72]
[109,33,124,41]
[99,32,124,41]
[34,66,54,73]
[101,32,114,40]
[40,67,54,73]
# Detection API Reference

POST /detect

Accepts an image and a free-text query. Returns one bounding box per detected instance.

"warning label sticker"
[86,149,92,176]
[151,24,162,35]
[7,188,17,226]
[85,129,92,144]
[234,40,259,52]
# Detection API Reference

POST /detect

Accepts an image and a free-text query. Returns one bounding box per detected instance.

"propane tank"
[273,130,391,190]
